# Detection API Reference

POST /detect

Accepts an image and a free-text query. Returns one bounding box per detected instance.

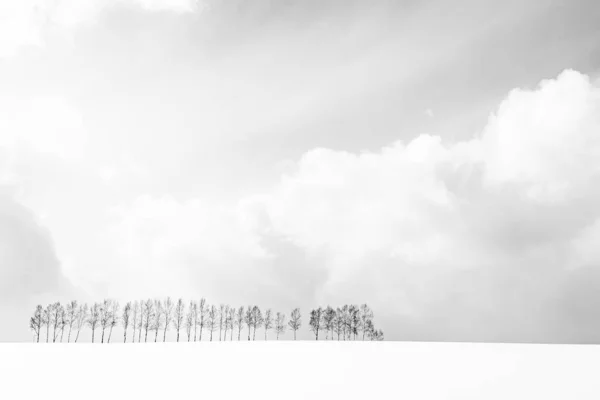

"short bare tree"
[30,305,43,343]
[288,308,302,340]
[359,304,374,341]
[251,306,263,341]
[333,308,343,341]
[244,306,253,341]
[228,307,236,341]
[65,301,78,343]
[99,299,112,344]
[323,306,336,340]
[263,309,273,340]
[131,301,140,343]
[185,301,194,342]
[190,300,198,341]
[198,298,207,341]
[122,302,132,343]
[42,304,52,343]
[236,306,244,340]
[206,305,218,341]
[58,305,67,342]
[309,307,324,340]
[142,299,154,343]
[218,304,225,341]
[275,312,286,340]
[173,298,185,342]
[152,299,163,342]
[51,302,62,343]
[107,300,120,343]
[88,303,101,343]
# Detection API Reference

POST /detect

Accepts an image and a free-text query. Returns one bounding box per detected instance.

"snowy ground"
[1,342,599,399]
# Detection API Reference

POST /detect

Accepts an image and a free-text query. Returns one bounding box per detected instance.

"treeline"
[29,299,384,343]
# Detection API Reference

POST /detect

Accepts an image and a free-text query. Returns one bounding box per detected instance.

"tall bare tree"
[340,305,350,340]
[222,305,231,341]
[349,305,360,340]
[198,298,207,341]
[309,307,324,340]
[107,300,120,343]
[206,305,217,341]
[51,302,62,343]
[74,303,88,343]
[152,299,163,342]
[99,299,112,344]
[142,299,154,343]
[228,307,236,341]
[138,300,144,343]
[42,304,52,343]
[173,298,185,342]
[185,301,194,342]
[333,308,343,341]
[244,306,253,341]
[275,312,286,340]
[236,306,244,340]
[131,301,140,343]
[288,308,302,340]
[218,304,225,341]
[122,302,132,343]
[88,303,101,343]
[162,297,174,342]
[263,309,273,340]
[30,305,43,342]
[190,300,198,341]
[58,305,67,342]
[65,301,78,343]
[251,306,263,341]
[323,306,336,340]
[359,304,374,341]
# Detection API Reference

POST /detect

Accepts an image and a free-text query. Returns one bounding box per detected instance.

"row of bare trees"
[30,299,383,343]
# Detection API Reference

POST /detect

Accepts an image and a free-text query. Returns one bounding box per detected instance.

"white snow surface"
[1,341,599,399]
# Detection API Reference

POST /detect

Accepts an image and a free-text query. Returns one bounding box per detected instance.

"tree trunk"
[177,330,180,342]
[60,328,64,343]
[124,328,127,343]
[67,326,72,343]
[144,327,148,343]
[163,325,168,342]
[92,329,95,343]
[101,328,105,344]
[253,326,256,341]
[294,330,297,340]
[154,329,158,342]
[132,325,136,343]
[108,325,114,343]
[46,325,50,343]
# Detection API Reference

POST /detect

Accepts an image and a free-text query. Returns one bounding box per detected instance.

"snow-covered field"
[1,342,598,399]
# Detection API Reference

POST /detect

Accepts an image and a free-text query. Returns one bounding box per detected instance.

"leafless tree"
[142,299,154,343]
[333,308,343,341]
[58,305,67,342]
[251,306,263,341]
[206,305,218,341]
[131,301,140,343]
[122,302,132,343]
[99,299,112,344]
[190,300,198,341]
[244,306,253,341]
[162,297,174,342]
[223,305,231,341]
[309,307,324,340]
[173,298,185,342]
[218,304,225,341]
[323,306,336,340]
[228,307,236,341]
[51,302,62,343]
[152,299,163,342]
[138,300,144,343]
[42,304,52,343]
[236,306,244,340]
[349,305,360,340]
[288,308,301,340]
[364,319,375,340]
[198,298,207,341]
[263,309,273,340]
[340,305,350,340]
[185,301,194,342]
[88,302,101,343]
[359,304,374,341]
[107,300,120,343]
[65,301,78,343]
[275,312,286,340]
[30,305,43,342]
[74,303,88,343]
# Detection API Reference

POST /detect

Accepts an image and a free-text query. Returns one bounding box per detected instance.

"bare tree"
[340,305,350,340]
[333,308,343,341]
[162,297,174,342]
[218,304,225,341]
[236,306,244,340]
[185,301,194,342]
[58,305,67,342]
[222,305,231,341]
[309,307,324,340]
[206,305,217,341]
[349,305,360,340]
[88,303,101,343]
[107,300,120,343]
[323,306,336,340]
[228,307,236,341]
[42,304,52,343]
[142,299,154,343]
[359,304,374,341]
[244,306,253,341]
[364,319,375,340]
[263,309,273,340]
[99,299,112,344]
[275,312,286,340]
[30,305,43,342]
[138,300,144,343]
[288,308,302,340]
[251,306,263,341]
[190,300,198,341]
[51,302,62,343]
[122,302,132,343]
[173,298,185,342]
[131,301,140,343]
[74,303,88,343]
[198,298,207,341]
[152,299,163,342]
[65,301,78,343]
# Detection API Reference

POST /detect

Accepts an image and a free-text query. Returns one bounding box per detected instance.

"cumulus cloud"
[104,69,600,342]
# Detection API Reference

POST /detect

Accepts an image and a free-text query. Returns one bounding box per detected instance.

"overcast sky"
[1,0,600,342]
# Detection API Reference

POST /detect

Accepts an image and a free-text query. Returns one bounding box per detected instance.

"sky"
[1,0,600,342]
